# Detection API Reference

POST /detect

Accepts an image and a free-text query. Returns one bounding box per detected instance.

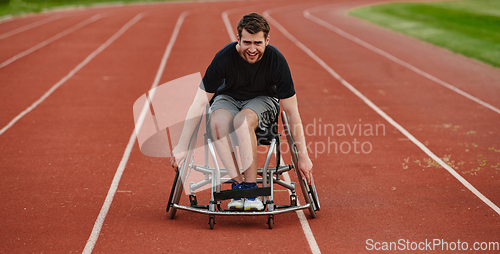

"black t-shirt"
[201,42,295,101]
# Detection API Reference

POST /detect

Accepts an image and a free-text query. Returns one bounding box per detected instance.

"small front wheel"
[267,216,274,229]
[208,216,216,230]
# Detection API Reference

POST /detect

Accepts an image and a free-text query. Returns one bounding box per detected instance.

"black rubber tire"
[208,216,216,230]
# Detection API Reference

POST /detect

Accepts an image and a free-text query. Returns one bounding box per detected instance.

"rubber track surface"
[0,0,499,253]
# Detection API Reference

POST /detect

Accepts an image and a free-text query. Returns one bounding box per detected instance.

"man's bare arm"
[281,95,313,184]
[171,87,213,169]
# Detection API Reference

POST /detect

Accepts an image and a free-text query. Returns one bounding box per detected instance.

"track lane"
[307,1,500,111]
[0,14,105,69]
[82,8,191,254]
[0,12,66,35]
[266,2,499,252]
[268,3,500,211]
[0,5,179,253]
[0,11,131,131]
[0,11,106,63]
[304,9,500,117]
[0,14,66,40]
[294,0,500,208]
[225,6,321,253]
[1,0,499,253]
[91,2,318,253]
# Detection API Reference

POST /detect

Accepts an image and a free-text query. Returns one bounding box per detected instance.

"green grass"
[349,0,500,68]
[0,0,178,18]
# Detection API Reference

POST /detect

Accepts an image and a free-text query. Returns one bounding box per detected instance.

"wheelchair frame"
[167,109,320,229]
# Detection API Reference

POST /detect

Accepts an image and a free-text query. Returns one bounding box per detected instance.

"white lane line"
[264,9,500,216]
[0,14,103,69]
[222,9,321,254]
[303,7,500,115]
[282,172,322,254]
[0,15,65,40]
[221,10,236,41]
[0,14,137,136]
[81,11,189,254]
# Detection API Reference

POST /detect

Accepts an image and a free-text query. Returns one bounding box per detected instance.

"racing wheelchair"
[166,106,320,229]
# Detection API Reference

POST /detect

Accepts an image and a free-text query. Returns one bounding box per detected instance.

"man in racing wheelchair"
[170,13,313,211]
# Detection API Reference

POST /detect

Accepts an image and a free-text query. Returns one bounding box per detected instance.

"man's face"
[237,29,269,64]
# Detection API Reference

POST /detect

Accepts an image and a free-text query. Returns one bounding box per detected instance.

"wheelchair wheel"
[166,170,179,213]
[169,172,184,219]
[267,215,274,229]
[208,216,216,230]
[168,153,192,219]
[294,147,317,218]
[309,178,321,212]
[282,111,318,218]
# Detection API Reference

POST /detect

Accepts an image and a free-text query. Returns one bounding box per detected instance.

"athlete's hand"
[298,155,313,185]
[170,146,187,172]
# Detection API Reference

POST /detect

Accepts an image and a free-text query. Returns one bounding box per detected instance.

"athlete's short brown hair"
[237,13,270,40]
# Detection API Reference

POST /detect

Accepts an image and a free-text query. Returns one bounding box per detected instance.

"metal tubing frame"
[206,138,221,207]
[262,138,276,205]
[169,109,318,221]
[173,203,310,216]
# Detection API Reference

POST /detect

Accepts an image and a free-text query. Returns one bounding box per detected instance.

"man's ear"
[266,34,270,46]
[236,34,240,43]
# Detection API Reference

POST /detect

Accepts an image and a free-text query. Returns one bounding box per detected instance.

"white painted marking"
[82,11,189,254]
[303,7,500,115]
[0,14,134,136]
[221,10,236,41]
[0,15,65,40]
[0,14,103,69]
[282,172,322,254]
[223,9,321,254]
[264,9,500,216]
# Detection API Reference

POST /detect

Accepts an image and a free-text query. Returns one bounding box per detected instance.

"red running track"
[0,0,499,253]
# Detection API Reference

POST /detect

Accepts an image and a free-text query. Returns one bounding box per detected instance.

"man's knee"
[210,109,234,139]
[233,109,259,133]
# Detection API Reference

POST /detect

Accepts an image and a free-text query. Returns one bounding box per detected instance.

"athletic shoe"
[244,197,264,211]
[228,198,244,210]
[243,182,264,211]
[228,181,244,210]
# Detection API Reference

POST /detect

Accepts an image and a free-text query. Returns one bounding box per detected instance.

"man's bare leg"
[233,109,259,183]
[233,108,264,211]
[210,109,243,183]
